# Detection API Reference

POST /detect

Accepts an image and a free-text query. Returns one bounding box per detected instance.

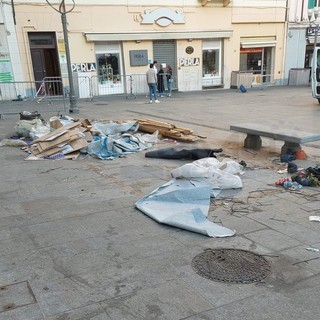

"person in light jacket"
[146,63,160,104]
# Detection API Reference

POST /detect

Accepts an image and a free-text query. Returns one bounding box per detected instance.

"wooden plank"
[135,118,173,129]
[161,131,200,142]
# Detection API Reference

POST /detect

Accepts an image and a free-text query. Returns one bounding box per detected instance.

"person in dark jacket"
[157,64,165,97]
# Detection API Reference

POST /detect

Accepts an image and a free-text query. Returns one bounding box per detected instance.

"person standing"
[146,63,160,104]
[166,64,173,97]
[157,64,165,97]
[153,60,158,74]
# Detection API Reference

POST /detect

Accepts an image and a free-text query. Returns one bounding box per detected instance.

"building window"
[203,49,219,76]
[202,39,222,88]
[96,53,120,83]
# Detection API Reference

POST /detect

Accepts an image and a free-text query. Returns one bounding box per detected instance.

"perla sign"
[179,57,200,67]
[71,63,96,72]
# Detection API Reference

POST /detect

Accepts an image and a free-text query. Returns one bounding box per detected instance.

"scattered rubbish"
[12,94,24,101]
[295,149,307,160]
[292,169,319,186]
[280,154,296,163]
[15,119,45,138]
[309,216,320,222]
[306,247,320,252]
[287,162,298,174]
[239,160,247,168]
[134,118,206,142]
[239,84,247,93]
[19,110,43,121]
[0,138,28,147]
[275,177,302,190]
[275,163,320,187]
[275,177,291,186]
[145,147,222,160]
[135,179,235,237]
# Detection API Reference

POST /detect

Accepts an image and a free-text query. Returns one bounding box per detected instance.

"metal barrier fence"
[0,79,66,116]
[0,72,176,108]
[231,70,274,89]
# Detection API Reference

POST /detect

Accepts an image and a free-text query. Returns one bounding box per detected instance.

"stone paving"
[0,86,320,319]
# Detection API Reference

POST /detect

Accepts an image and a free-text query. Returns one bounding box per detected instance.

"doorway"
[28,32,62,95]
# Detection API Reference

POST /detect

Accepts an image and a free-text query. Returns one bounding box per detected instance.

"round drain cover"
[191,248,271,284]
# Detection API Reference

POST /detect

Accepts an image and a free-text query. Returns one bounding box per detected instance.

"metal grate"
[192,248,271,284]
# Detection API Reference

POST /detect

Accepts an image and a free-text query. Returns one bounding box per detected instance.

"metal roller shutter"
[153,40,176,78]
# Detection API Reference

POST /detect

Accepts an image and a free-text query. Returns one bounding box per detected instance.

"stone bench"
[230,122,320,155]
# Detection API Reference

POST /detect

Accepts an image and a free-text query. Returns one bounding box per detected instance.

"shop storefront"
[239,38,275,85]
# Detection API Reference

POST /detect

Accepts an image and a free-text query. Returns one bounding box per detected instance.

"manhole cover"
[191,248,271,284]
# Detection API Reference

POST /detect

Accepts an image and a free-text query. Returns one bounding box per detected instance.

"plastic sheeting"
[87,121,158,160]
[135,179,235,238]
[171,158,244,189]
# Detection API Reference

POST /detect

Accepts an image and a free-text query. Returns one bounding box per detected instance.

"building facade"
[0,0,287,98]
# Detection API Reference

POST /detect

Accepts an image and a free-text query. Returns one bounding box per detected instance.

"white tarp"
[135,179,235,238]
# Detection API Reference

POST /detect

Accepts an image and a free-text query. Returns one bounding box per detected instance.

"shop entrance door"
[28,32,62,94]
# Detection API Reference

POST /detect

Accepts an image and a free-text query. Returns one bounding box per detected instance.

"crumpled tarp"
[87,134,150,160]
[92,121,139,136]
[135,157,244,237]
[135,179,235,237]
[87,121,157,160]
[171,157,244,190]
[145,147,223,160]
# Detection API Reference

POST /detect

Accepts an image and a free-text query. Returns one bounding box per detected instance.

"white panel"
[202,39,221,49]
[95,42,121,53]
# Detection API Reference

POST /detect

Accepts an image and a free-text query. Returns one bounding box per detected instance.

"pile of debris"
[1,114,208,161]
[134,118,206,142]
[27,119,92,160]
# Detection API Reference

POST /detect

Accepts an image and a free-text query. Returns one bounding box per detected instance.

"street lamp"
[308,7,320,53]
[46,0,79,114]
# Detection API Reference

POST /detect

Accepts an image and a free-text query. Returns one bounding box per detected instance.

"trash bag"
[15,119,43,137]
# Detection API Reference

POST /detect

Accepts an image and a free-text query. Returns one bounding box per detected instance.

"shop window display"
[96,53,120,84]
[202,49,219,77]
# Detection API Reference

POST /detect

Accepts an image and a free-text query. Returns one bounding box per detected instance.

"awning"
[240,40,277,48]
[85,30,233,42]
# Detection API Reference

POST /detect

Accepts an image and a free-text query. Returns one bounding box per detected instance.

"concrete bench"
[230,122,320,155]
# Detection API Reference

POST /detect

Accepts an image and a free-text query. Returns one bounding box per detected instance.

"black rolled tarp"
[145,147,223,160]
